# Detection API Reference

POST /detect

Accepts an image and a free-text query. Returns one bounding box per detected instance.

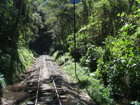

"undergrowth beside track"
[52,51,116,105]
[0,47,34,88]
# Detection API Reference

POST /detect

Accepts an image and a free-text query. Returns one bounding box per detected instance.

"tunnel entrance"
[30,28,53,55]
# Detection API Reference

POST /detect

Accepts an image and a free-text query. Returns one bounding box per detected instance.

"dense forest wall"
[45,0,140,103]
[0,0,44,87]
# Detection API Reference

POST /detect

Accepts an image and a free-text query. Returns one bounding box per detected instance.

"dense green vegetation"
[53,51,115,105]
[0,0,43,87]
[1,0,140,104]
[47,0,140,104]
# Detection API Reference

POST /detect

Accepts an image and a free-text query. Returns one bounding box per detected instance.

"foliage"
[94,3,140,101]
[50,0,140,103]
[0,73,6,88]
[53,52,115,105]
[18,47,34,70]
[0,47,34,84]
[96,28,140,100]
[80,45,104,72]
[131,101,140,105]
[49,0,140,103]
[1,0,140,104]
[0,0,38,86]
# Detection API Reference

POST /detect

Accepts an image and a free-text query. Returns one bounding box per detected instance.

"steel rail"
[27,56,64,105]
[48,58,63,105]
[35,67,41,105]
[51,76,63,105]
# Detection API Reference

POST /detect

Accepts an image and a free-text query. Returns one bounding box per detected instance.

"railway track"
[26,58,67,105]
[23,55,94,105]
[0,55,94,105]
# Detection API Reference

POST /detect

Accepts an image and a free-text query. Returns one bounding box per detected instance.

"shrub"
[80,45,104,72]
[96,33,140,100]
[0,73,6,88]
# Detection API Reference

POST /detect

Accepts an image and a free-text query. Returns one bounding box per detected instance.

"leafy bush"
[18,47,34,70]
[96,32,140,100]
[0,73,6,88]
[131,101,140,105]
[66,22,100,61]
[80,45,104,72]
[52,51,64,61]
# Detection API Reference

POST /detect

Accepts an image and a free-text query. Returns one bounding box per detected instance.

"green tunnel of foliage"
[1,0,140,104]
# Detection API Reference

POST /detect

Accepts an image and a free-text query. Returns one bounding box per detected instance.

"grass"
[52,51,116,105]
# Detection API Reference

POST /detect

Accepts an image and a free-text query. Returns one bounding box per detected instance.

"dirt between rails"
[1,55,95,105]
